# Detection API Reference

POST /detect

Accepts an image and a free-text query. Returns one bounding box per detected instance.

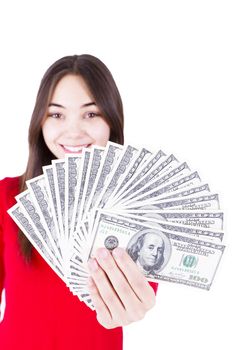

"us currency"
[155,183,210,202]
[120,161,192,205]
[85,141,123,213]
[137,172,203,203]
[67,264,88,279]
[7,203,64,280]
[88,212,225,290]
[108,211,224,241]
[79,147,105,222]
[106,147,152,206]
[124,171,202,207]
[70,149,91,237]
[52,159,66,238]
[66,249,88,279]
[26,174,62,257]
[63,225,86,278]
[66,275,91,301]
[16,190,63,266]
[117,210,224,230]
[74,222,93,263]
[116,154,180,204]
[113,150,168,205]
[67,280,90,300]
[65,154,82,238]
[43,165,61,239]
[66,276,94,309]
[65,271,93,307]
[96,145,139,209]
[68,243,89,278]
[72,224,88,258]
[69,253,87,276]
[64,234,89,293]
[125,193,220,211]
[68,259,87,280]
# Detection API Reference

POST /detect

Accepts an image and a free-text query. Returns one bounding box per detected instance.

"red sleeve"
[0,180,5,305]
[0,224,4,306]
[149,281,159,294]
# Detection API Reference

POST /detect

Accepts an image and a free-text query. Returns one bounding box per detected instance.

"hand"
[87,247,156,329]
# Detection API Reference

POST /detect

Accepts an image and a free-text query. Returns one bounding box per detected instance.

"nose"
[64,115,87,137]
[151,248,159,257]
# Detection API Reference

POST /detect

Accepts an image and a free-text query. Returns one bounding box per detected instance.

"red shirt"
[0,177,158,349]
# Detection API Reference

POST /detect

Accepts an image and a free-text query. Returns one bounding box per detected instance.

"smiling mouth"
[60,144,91,153]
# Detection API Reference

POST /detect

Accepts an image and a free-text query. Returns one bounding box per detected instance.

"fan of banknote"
[8,142,225,309]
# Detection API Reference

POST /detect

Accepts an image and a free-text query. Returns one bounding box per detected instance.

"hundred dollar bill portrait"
[127,229,171,276]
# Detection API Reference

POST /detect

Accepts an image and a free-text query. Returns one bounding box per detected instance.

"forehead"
[143,233,163,246]
[51,74,93,104]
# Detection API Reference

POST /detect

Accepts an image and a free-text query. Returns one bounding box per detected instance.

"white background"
[0,1,232,349]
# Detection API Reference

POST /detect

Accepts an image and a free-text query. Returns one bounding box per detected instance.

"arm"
[87,247,157,329]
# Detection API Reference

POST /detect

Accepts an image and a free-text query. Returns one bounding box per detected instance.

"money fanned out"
[8,142,225,310]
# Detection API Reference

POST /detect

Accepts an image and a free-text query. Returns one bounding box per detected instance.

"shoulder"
[0,176,21,229]
[0,176,21,209]
[0,176,20,190]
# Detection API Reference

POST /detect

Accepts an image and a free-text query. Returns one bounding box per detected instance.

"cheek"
[91,119,110,146]
[42,120,58,144]
[41,124,50,146]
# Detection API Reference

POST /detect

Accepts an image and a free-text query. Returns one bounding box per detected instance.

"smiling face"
[42,74,110,158]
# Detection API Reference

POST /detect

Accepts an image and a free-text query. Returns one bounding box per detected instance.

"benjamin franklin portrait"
[127,228,171,277]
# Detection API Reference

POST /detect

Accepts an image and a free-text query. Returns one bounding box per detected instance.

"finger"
[87,258,127,322]
[112,248,156,309]
[95,248,143,311]
[87,277,113,328]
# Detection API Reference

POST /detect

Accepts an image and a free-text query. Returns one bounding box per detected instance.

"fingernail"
[112,247,124,258]
[96,248,109,259]
[88,258,99,272]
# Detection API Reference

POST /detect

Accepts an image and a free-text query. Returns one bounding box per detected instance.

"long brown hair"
[19,54,124,259]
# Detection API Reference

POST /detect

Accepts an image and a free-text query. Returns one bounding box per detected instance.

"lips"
[60,144,91,153]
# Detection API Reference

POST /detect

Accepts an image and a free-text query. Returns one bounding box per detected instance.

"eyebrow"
[48,102,96,108]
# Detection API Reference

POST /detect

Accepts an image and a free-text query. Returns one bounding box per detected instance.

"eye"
[85,112,100,119]
[48,112,63,119]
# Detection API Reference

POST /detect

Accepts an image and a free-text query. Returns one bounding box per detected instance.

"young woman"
[0,54,158,349]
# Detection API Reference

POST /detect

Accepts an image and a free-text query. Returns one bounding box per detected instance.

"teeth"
[63,145,89,152]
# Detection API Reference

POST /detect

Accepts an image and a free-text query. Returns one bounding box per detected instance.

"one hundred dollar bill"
[16,189,63,265]
[124,193,220,211]
[96,145,139,209]
[79,147,105,222]
[85,141,123,213]
[108,211,224,241]
[115,209,224,230]
[70,149,91,236]
[107,147,152,206]
[155,183,210,202]
[120,162,194,205]
[52,159,66,238]
[123,171,203,207]
[65,154,82,239]
[8,204,64,280]
[88,212,225,290]
[26,174,62,258]
[115,152,173,204]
